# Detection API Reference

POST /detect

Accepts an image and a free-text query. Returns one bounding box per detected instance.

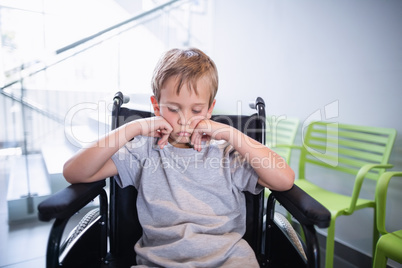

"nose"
[178,111,191,126]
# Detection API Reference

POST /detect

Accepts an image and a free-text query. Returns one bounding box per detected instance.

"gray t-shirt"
[112,136,263,267]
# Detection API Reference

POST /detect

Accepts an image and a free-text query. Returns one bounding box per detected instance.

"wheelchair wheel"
[59,208,103,267]
[274,212,307,261]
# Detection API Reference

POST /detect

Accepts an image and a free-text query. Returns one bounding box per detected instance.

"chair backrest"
[299,121,396,181]
[109,106,266,264]
[266,115,299,163]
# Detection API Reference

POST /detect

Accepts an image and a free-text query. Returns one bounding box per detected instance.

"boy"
[63,48,294,267]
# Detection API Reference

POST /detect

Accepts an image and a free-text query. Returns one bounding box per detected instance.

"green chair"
[264,116,299,200]
[373,171,402,268]
[286,121,396,268]
[266,115,300,164]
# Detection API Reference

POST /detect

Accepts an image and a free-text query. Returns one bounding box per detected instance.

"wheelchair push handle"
[112,92,130,130]
[249,97,265,110]
[113,91,130,107]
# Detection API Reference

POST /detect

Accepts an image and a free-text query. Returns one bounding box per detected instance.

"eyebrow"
[166,101,207,107]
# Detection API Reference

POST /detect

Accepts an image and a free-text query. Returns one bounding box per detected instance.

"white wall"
[209,0,402,258]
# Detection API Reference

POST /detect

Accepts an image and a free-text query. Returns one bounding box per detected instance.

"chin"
[170,137,191,146]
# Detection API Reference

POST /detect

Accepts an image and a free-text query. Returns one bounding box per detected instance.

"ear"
[206,99,216,119]
[150,96,161,116]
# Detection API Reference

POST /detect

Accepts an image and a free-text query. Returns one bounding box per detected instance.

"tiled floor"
[0,155,48,267]
[0,219,49,267]
[0,154,97,268]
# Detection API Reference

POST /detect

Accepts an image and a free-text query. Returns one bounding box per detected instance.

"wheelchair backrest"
[109,106,265,264]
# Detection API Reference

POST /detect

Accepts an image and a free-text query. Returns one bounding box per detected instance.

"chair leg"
[373,238,388,268]
[324,217,337,268]
[372,207,380,261]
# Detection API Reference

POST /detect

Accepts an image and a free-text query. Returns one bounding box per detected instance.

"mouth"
[177,131,191,137]
[168,132,192,147]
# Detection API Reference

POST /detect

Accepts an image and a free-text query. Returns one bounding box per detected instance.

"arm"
[191,120,295,191]
[63,117,173,184]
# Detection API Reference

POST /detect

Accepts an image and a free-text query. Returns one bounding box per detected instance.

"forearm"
[63,121,141,183]
[227,128,295,191]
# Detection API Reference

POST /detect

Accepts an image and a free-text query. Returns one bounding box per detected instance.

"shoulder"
[122,136,159,155]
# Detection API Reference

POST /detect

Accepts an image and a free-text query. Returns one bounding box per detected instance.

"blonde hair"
[151,48,218,107]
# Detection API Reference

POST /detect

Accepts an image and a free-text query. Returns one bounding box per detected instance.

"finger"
[201,133,211,143]
[190,132,198,147]
[194,134,202,152]
[158,133,170,149]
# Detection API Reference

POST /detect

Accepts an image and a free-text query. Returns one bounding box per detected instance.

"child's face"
[151,76,215,148]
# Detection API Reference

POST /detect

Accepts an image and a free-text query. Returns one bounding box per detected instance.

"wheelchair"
[38,92,330,268]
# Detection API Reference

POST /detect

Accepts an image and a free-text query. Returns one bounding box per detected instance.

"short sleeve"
[228,149,264,194]
[111,136,151,189]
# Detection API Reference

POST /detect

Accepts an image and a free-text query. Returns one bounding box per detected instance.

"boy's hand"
[136,116,173,149]
[190,120,232,151]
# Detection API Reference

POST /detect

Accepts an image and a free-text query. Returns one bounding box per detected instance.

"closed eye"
[168,107,179,113]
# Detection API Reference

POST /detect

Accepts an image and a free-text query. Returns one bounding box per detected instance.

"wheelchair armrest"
[270,184,331,228]
[38,180,106,222]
